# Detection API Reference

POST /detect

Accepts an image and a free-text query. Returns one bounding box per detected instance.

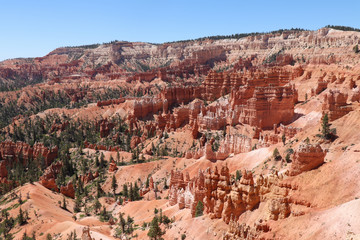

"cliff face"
[0,140,58,167]
[2,28,360,88]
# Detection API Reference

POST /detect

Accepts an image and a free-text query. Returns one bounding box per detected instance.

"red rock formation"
[0,161,7,179]
[50,120,69,133]
[289,143,326,176]
[60,181,75,199]
[108,159,118,172]
[33,143,58,167]
[0,141,58,167]
[96,98,125,107]
[322,90,352,121]
[169,166,306,224]
[81,226,94,240]
[149,176,154,190]
[98,118,115,138]
[312,78,328,96]
[80,172,95,184]
[84,141,122,152]
[224,219,270,240]
[39,161,63,192]
[159,86,202,111]
[191,121,199,139]
[278,124,301,139]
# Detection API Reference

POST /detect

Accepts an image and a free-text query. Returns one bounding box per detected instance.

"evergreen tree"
[235,170,242,181]
[129,183,134,201]
[100,206,109,221]
[195,200,204,217]
[111,175,118,196]
[147,216,164,240]
[18,208,27,225]
[96,181,103,198]
[281,134,286,145]
[61,197,67,210]
[74,195,82,213]
[122,184,128,198]
[119,212,126,233]
[21,231,27,240]
[146,177,150,188]
[94,198,101,214]
[321,113,331,139]
[273,148,280,160]
[95,155,100,167]
[126,215,134,234]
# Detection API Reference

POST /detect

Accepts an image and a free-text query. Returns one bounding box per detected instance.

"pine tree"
[273,148,280,160]
[95,155,100,167]
[21,231,27,240]
[119,212,126,233]
[281,134,286,145]
[111,175,118,197]
[116,151,120,162]
[61,197,67,210]
[100,206,109,221]
[18,207,27,225]
[134,182,140,200]
[126,215,134,234]
[96,181,103,198]
[122,184,128,198]
[146,177,150,188]
[195,200,204,217]
[147,216,164,240]
[321,113,330,139]
[236,170,242,181]
[129,183,134,201]
[94,198,101,214]
[74,195,82,213]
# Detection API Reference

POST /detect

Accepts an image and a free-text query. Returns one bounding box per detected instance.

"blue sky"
[1,0,359,61]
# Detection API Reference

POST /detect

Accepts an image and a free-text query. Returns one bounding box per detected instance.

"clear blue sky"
[1,0,359,61]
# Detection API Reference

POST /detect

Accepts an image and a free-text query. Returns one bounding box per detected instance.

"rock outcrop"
[224,219,270,240]
[96,98,125,107]
[0,160,8,179]
[322,90,352,121]
[98,118,115,138]
[0,141,58,167]
[289,143,326,176]
[39,162,63,192]
[108,159,118,172]
[169,166,299,223]
[81,226,94,240]
[60,181,75,199]
[80,172,96,184]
